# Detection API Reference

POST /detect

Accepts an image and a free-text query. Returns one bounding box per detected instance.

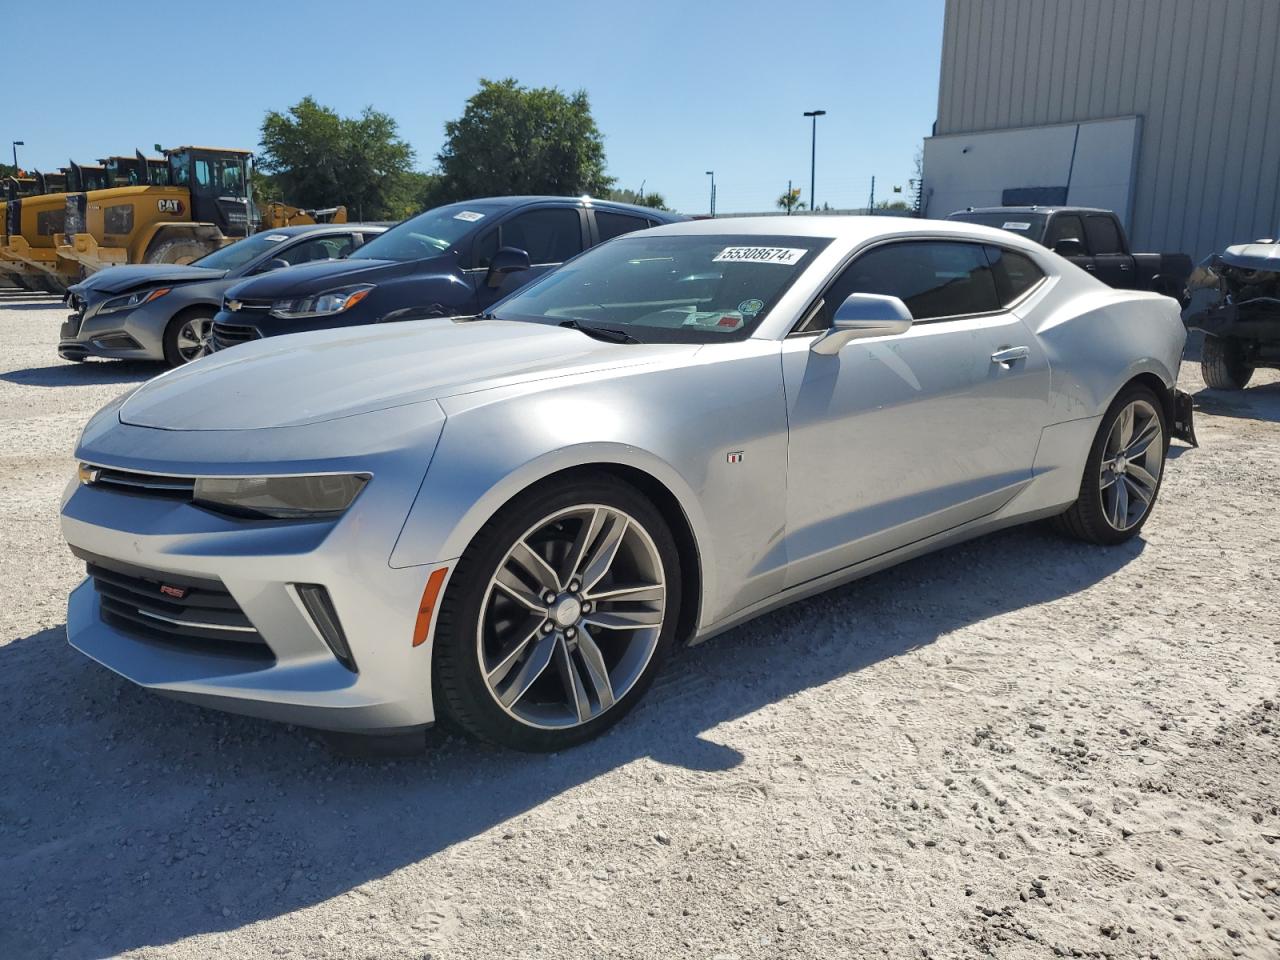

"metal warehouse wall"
[935,0,1280,260]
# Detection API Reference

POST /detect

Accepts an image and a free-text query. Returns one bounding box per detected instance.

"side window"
[817,241,1000,326]
[498,207,583,264]
[471,228,499,269]
[1045,214,1085,251]
[596,211,651,242]
[986,246,1046,306]
[1084,215,1124,255]
[194,160,211,189]
[277,235,353,266]
[104,203,134,235]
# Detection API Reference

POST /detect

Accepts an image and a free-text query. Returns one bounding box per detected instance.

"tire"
[1052,383,1168,545]
[1201,334,1253,390]
[433,473,681,752]
[146,238,217,265]
[162,309,214,366]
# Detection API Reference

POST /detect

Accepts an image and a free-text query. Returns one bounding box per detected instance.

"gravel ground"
[1,287,1278,960]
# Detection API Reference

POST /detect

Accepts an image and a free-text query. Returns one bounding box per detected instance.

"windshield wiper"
[558,318,641,344]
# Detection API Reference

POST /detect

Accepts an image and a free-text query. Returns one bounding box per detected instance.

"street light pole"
[802,110,826,213]
[12,140,24,171]
[705,170,716,217]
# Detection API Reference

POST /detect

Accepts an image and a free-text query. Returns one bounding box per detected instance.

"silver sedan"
[60,224,385,366]
[60,217,1195,751]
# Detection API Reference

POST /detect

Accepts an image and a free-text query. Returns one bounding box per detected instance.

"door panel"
[781,312,1050,587]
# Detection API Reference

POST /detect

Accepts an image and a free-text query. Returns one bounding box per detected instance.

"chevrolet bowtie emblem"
[227,300,242,311]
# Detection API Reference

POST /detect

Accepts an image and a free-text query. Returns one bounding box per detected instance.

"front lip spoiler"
[1172,389,1198,447]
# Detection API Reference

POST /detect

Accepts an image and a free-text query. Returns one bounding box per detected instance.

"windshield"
[948,212,1048,243]
[191,232,290,272]
[351,201,504,262]
[489,233,831,343]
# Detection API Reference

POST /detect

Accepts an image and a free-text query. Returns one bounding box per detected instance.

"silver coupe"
[60,217,1195,751]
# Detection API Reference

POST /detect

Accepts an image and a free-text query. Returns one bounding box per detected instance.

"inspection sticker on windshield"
[263,234,289,242]
[713,246,807,266]
[453,210,486,222]
[1001,221,1032,230]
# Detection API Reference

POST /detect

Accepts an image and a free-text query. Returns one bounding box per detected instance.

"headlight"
[270,284,374,319]
[193,474,369,520]
[98,287,170,316]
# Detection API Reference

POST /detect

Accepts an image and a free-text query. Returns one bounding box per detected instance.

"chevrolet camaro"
[60,217,1196,751]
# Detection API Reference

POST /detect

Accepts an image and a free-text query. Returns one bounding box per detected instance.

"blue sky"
[7,0,945,215]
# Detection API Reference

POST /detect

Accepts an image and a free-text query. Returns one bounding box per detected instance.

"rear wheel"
[433,475,680,752]
[162,309,214,366]
[146,238,217,265]
[1053,384,1168,545]
[1201,334,1253,390]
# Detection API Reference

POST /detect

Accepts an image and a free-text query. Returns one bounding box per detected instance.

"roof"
[951,205,1113,215]
[443,195,683,221]
[261,223,388,237]
[645,214,1019,238]
[166,146,254,155]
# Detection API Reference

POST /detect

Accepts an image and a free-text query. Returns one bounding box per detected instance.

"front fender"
[388,342,791,629]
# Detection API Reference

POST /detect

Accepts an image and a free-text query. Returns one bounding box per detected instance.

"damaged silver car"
[1184,239,1280,389]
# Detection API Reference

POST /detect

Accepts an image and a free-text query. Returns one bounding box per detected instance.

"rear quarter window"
[985,246,1046,305]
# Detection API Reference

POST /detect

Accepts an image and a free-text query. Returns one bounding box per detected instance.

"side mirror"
[1052,237,1086,257]
[811,293,913,355]
[485,246,531,288]
[257,258,291,273]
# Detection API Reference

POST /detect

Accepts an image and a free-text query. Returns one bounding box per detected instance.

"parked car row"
[60,196,680,367]
[59,210,1197,753]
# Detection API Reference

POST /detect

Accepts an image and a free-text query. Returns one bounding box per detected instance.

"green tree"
[606,187,670,210]
[434,78,613,202]
[259,96,416,220]
[777,187,805,214]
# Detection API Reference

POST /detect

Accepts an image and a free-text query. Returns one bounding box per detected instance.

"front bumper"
[209,304,381,352]
[58,296,169,362]
[61,410,450,734]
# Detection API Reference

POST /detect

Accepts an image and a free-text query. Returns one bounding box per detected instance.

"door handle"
[1084,263,1096,271]
[1119,262,1132,270]
[991,345,1030,366]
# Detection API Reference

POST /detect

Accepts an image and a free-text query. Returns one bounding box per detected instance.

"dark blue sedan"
[210,196,683,351]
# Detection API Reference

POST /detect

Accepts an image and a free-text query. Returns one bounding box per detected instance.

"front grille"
[86,465,195,500]
[225,297,272,313]
[81,552,272,660]
[210,321,261,352]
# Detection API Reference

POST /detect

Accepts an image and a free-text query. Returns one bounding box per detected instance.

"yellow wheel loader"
[56,146,258,276]
[1,178,72,293]
[1,173,70,291]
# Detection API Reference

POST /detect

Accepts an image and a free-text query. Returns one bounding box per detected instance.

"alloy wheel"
[1099,398,1163,531]
[477,505,667,729]
[176,318,212,362]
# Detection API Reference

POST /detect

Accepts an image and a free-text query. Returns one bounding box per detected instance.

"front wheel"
[1201,334,1253,390]
[162,310,213,366]
[433,475,680,752]
[1053,384,1168,545]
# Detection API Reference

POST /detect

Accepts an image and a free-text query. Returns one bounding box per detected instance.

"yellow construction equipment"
[259,202,348,229]
[56,146,260,276]
[1,178,71,292]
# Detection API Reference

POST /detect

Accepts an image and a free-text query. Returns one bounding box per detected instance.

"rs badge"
[159,584,189,600]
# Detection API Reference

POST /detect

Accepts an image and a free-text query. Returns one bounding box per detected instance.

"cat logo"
[157,199,185,215]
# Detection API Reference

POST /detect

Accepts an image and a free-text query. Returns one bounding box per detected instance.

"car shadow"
[0,361,158,388]
[1192,381,1280,424]
[0,525,1142,959]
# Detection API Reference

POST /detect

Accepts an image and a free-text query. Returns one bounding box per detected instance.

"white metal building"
[923,0,1280,260]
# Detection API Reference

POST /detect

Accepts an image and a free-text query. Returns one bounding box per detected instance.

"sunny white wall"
[922,116,1141,227]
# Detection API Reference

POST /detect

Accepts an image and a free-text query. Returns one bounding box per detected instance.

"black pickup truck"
[948,206,1192,300]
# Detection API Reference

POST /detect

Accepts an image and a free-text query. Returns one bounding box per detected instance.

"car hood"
[225,256,442,298]
[118,319,697,430]
[1220,241,1280,273]
[70,264,226,297]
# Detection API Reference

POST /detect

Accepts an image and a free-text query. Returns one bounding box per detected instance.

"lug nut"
[564,627,576,639]
[542,622,554,634]
[568,580,581,593]
[542,590,557,604]
[581,602,592,614]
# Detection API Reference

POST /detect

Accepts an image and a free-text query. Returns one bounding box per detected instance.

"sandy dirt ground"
[1,287,1278,960]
